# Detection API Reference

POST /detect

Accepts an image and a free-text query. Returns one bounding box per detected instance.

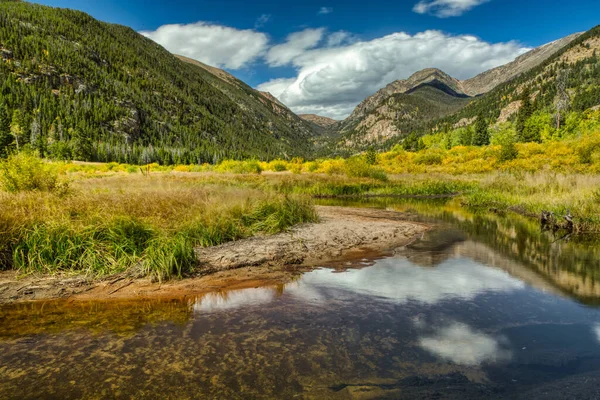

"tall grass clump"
[142,234,196,282]
[243,196,318,234]
[0,152,64,192]
[0,174,319,279]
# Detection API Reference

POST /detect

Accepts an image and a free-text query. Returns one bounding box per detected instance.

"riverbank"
[0,206,428,304]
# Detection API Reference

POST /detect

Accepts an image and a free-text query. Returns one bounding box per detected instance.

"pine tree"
[365,147,377,165]
[0,103,12,158]
[472,113,490,146]
[30,112,45,156]
[72,124,94,161]
[516,87,534,142]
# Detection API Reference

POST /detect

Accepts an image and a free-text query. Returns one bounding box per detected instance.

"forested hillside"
[392,25,600,155]
[435,25,600,132]
[325,28,598,154]
[0,1,316,164]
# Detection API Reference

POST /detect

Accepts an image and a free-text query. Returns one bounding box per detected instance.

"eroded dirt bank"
[0,206,428,304]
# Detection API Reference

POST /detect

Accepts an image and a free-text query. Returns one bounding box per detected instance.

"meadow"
[1,122,599,281]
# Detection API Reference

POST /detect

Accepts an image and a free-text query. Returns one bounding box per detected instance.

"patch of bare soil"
[0,206,428,304]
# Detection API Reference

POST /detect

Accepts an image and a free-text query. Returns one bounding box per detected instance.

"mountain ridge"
[325,30,585,150]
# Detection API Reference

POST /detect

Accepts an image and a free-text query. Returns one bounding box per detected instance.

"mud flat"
[0,206,428,304]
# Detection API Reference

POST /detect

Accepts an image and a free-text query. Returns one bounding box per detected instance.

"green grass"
[3,155,599,284]
[0,173,318,280]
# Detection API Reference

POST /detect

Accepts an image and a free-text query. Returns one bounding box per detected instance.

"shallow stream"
[1,199,600,399]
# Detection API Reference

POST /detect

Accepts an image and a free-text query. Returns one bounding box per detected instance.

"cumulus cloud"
[257,29,529,119]
[254,14,271,28]
[140,22,269,69]
[266,28,325,67]
[418,321,512,366]
[413,0,490,17]
[318,7,333,15]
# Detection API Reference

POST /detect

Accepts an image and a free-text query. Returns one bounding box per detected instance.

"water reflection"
[594,324,600,344]
[190,257,525,313]
[418,321,512,366]
[293,258,524,305]
[317,197,600,304]
[194,287,277,313]
[3,200,600,399]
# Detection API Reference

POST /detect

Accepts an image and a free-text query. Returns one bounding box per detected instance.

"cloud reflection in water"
[194,288,276,313]
[418,321,512,366]
[193,256,525,313]
[290,257,525,305]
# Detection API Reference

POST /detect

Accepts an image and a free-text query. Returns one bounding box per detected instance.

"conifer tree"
[0,103,12,158]
[516,88,534,142]
[472,113,490,146]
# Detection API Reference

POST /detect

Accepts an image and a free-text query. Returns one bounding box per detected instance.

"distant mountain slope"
[337,85,471,148]
[328,69,470,150]
[462,32,582,96]
[0,1,316,164]
[343,68,467,127]
[175,54,318,140]
[298,114,337,128]
[435,25,600,129]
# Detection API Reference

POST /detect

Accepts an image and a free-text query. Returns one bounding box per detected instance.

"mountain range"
[0,0,599,163]
[328,32,590,151]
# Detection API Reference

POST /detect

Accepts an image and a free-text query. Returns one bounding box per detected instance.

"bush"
[414,151,444,165]
[216,159,262,174]
[269,160,288,172]
[0,152,63,192]
[577,136,600,164]
[344,157,388,181]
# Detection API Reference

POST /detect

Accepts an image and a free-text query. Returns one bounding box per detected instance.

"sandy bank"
[0,206,428,304]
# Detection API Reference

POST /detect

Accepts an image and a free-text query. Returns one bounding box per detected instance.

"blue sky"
[32,0,600,118]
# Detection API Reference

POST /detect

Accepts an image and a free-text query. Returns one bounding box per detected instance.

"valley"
[1,1,600,398]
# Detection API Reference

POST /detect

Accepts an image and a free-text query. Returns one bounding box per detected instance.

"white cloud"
[255,14,271,28]
[326,31,355,47]
[418,322,512,366]
[413,0,489,18]
[257,29,529,119]
[140,22,269,69]
[266,28,325,67]
[318,7,333,15]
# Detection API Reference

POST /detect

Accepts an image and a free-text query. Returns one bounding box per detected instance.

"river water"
[1,199,600,399]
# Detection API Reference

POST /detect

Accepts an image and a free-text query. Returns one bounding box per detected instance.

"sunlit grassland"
[1,145,600,281]
[61,167,600,233]
[0,171,317,280]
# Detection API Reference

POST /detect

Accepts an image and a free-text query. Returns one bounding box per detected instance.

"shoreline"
[0,206,429,304]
